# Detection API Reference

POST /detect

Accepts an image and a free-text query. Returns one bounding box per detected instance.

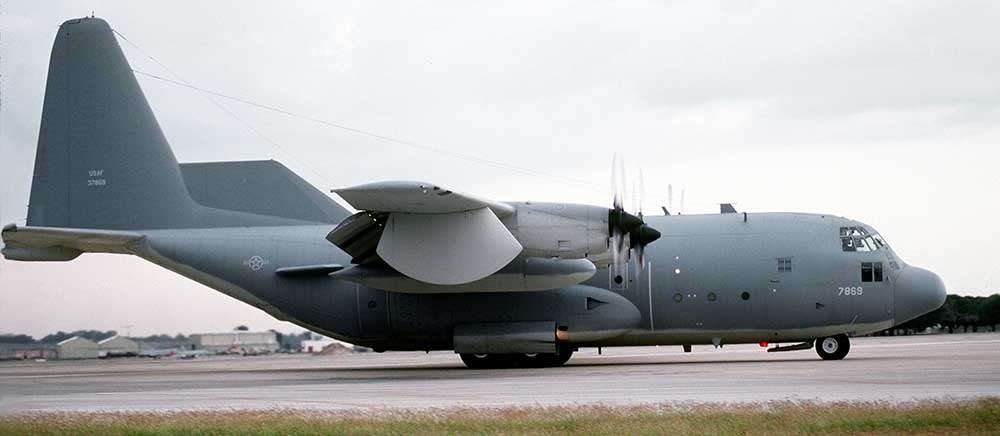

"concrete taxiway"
[1,333,997,413]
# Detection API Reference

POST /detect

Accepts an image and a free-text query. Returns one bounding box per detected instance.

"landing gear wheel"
[459,346,575,369]
[816,334,850,360]
[460,353,509,369]
[549,344,574,366]
[517,353,551,368]
[518,345,574,368]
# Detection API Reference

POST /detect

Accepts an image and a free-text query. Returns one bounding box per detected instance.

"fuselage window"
[777,257,792,272]
[861,261,884,282]
[840,227,880,253]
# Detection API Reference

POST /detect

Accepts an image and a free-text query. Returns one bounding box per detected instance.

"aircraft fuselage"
[133,211,942,352]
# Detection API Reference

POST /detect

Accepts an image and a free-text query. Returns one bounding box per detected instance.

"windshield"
[840,226,887,252]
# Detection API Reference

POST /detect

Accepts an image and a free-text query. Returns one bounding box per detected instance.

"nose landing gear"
[816,334,851,360]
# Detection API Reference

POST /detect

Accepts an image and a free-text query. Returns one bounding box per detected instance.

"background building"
[98,335,140,357]
[301,332,336,353]
[191,331,279,354]
[56,336,99,359]
[300,332,360,353]
[0,343,57,360]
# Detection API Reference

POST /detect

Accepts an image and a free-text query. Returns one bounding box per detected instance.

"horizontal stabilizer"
[2,224,144,261]
[333,181,514,217]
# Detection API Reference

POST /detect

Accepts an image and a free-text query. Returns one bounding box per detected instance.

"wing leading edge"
[333,181,514,217]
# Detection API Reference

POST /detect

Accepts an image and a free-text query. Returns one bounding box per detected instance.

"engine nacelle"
[507,202,610,262]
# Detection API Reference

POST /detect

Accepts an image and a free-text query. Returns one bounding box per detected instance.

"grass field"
[1,400,997,435]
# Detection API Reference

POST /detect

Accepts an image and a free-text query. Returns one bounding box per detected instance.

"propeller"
[630,169,652,267]
[608,157,660,270]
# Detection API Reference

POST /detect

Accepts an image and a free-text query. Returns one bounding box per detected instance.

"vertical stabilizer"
[27,17,197,230]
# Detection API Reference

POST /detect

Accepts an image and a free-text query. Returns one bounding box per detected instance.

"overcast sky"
[1,1,998,337]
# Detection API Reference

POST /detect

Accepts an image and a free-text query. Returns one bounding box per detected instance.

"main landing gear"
[815,334,850,360]
[460,345,574,369]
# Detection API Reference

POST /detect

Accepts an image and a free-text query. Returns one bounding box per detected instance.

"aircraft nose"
[894,266,947,324]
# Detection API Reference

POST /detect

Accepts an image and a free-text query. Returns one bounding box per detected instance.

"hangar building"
[191,331,279,353]
[56,336,99,359]
[98,335,140,357]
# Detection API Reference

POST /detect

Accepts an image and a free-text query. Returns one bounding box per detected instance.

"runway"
[1,333,998,414]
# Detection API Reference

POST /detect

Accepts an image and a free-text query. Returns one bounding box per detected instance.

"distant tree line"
[0,334,36,344]
[0,331,193,345]
[884,294,1000,335]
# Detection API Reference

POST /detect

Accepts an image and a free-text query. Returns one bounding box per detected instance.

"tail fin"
[26,17,198,230]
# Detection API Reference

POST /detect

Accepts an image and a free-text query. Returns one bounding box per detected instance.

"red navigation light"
[759,342,769,347]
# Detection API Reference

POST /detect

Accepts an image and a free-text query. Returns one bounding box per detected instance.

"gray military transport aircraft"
[2,17,947,368]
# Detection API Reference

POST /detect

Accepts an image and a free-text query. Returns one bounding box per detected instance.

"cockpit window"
[839,226,886,252]
[872,234,888,249]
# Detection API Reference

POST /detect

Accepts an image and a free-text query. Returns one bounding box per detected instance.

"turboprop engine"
[326,181,660,293]
[507,202,659,265]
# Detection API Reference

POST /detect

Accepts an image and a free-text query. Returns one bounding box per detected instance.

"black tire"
[548,344,574,366]
[460,346,575,369]
[518,346,574,368]
[516,353,552,368]
[460,353,508,369]
[816,334,850,360]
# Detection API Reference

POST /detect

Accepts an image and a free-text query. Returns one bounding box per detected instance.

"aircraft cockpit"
[839,226,888,253]
[839,224,902,279]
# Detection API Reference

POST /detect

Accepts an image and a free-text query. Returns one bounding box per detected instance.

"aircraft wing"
[1,224,145,261]
[329,181,522,285]
[334,181,515,217]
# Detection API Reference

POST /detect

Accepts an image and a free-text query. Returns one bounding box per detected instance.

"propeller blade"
[638,168,646,220]
[611,154,626,211]
[668,184,673,213]
[631,180,638,217]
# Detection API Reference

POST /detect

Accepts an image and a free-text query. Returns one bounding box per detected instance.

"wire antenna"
[114,29,708,207]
